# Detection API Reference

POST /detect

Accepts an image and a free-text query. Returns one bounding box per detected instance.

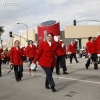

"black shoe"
[21,73,23,77]
[76,61,79,63]
[16,79,19,82]
[51,86,56,92]
[33,69,36,71]
[85,64,88,69]
[63,72,68,74]
[19,78,22,81]
[94,67,98,70]
[94,64,98,70]
[0,75,2,77]
[45,86,51,89]
[56,73,60,75]
[70,62,72,64]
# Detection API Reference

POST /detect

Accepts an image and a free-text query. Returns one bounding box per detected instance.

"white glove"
[34,43,37,46]
[54,36,58,42]
[20,45,23,49]
[97,54,100,57]
[68,52,72,54]
[88,53,91,55]
[10,63,13,65]
[97,32,100,36]
[62,43,64,48]
[30,63,36,70]
[75,39,78,41]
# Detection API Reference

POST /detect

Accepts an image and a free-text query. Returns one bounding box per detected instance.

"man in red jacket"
[68,40,79,64]
[56,36,68,75]
[0,45,3,77]
[85,37,98,69]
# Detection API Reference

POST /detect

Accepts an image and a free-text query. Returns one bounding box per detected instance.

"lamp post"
[17,23,28,41]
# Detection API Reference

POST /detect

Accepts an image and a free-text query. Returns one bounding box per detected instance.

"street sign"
[26,39,29,42]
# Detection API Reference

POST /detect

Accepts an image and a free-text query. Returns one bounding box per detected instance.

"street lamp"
[17,23,28,41]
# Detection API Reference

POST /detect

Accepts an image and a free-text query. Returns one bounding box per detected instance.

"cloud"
[0,0,100,40]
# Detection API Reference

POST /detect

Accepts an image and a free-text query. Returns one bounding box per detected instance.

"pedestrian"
[0,45,3,77]
[85,37,98,69]
[56,36,68,75]
[10,40,23,82]
[26,40,37,71]
[32,33,62,92]
[68,40,79,64]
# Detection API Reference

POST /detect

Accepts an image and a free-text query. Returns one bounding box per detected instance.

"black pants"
[29,58,34,64]
[42,67,55,87]
[7,57,10,64]
[22,56,26,62]
[2,60,4,64]
[29,58,37,70]
[56,55,67,74]
[0,60,2,75]
[86,53,98,69]
[70,53,78,63]
[14,65,23,81]
[4,57,7,64]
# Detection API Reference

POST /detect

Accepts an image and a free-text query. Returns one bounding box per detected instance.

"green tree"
[0,26,5,44]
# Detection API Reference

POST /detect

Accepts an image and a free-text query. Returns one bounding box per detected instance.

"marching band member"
[97,34,100,64]
[26,40,37,71]
[1,53,5,64]
[85,37,98,69]
[4,50,8,64]
[0,44,3,77]
[22,47,27,62]
[56,36,68,75]
[32,33,62,92]
[68,40,79,64]
[10,40,23,81]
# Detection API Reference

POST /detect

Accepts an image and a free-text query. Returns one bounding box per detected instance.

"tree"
[0,26,5,44]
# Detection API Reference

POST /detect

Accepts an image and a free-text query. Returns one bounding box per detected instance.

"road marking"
[3,69,100,85]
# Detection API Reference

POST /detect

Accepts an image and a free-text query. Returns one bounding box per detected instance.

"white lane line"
[2,69,100,85]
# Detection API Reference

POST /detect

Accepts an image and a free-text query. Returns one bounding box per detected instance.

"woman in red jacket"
[22,47,26,62]
[10,40,23,82]
[32,33,61,92]
[26,40,37,71]
[68,40,79,64]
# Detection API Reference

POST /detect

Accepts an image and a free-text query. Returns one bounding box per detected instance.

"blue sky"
[0,0,100,40]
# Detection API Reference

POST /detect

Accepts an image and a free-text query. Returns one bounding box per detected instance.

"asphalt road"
[0,58,100,100]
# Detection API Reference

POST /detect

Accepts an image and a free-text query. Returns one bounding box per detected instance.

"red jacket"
[33,41,61,68]
[0,49,3,60]
[93,38,98,51]
[23,49,26,56]
[26,45,37,58]
[56,40,66,56]
[10,46,23,65]
[68,42,78,53]
[97,36,100,54]
[86,41,97,54]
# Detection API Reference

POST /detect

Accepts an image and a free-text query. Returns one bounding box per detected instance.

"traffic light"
[73,20,76,26]
[9,31,12,37]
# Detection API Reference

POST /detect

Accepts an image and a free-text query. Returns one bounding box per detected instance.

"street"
[0,58,100,100]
